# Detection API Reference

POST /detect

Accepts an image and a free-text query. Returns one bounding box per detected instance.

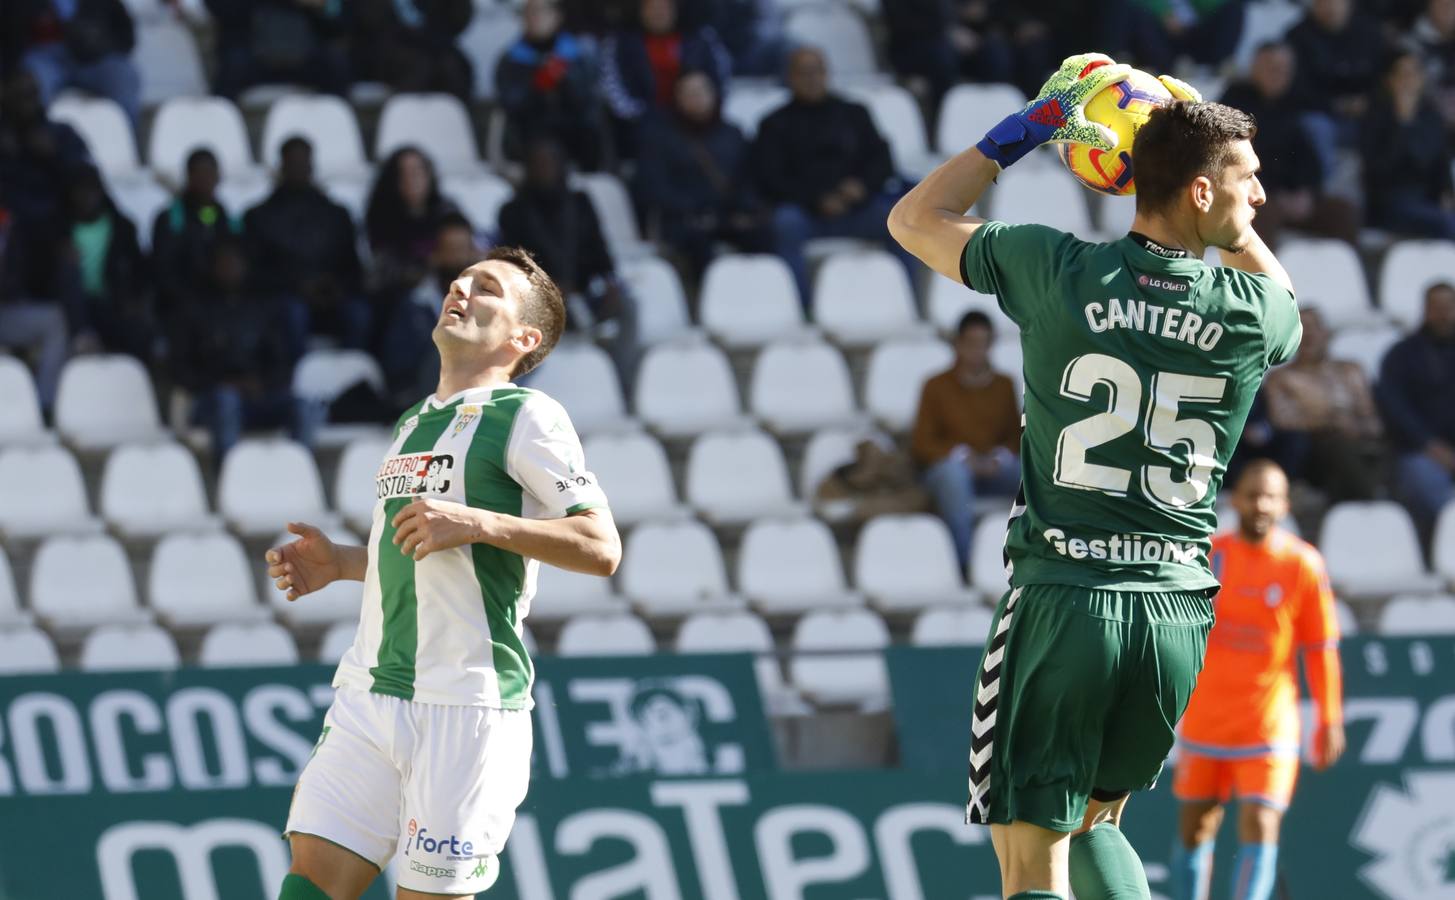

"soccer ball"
[1057,68,1173,196]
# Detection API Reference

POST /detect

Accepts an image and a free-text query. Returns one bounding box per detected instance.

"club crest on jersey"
[452,405,481,437]
[376,453,455,499]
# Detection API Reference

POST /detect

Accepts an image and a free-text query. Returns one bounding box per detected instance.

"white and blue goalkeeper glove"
[976,53,1134,169]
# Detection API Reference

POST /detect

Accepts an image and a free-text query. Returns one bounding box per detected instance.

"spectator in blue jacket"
[3,0,142,125]
[1378,282,1455,535]
[496,0,606,170]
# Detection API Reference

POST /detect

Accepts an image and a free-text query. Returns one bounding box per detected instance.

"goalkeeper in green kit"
[887,54,1300,900]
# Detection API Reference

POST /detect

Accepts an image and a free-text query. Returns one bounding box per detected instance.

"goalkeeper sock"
[1069,823,1152,900]
[1231,843,1279,900]
[1171,839,1213,900]
[278,873,331,900]
[1008,892,1065,899]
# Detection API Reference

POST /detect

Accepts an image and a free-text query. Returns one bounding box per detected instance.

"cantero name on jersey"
[1083,296,1224,351]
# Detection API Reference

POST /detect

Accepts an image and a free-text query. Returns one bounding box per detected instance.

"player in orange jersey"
[1170,459,1344,900]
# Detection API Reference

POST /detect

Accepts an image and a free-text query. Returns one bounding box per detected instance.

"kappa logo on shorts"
[408,859,457,880]
[375,453,455,500]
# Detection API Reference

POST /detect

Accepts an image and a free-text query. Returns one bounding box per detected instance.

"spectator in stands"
[1262,307,1384,503]
[365,146,460,296]
[495,0,606,171]
[815,437,930,524]
[1220,42,1358,247]
[752,46,912,305]
[885,0,1059,103]
[61,164,153,362]
[1415,0,1455,117]
[377,213,474,405]
[600,0,732,159]
[705,0,784,78]
[0,69,92,229]
[352,0,473,100]
[2,0,142,125]
[1361,48,1455,239]
[910,311,1021,571]
[1378,281,1455,535]
[636,71,771,280]
[243,136,368,355]
[151,148,240,316]
[0,186,70,411]
[206,0,352,100]
[1125,0,1247,74]
[1286,0,1384,146]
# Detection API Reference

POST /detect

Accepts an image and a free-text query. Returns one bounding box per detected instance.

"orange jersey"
[1179,529,1342,755]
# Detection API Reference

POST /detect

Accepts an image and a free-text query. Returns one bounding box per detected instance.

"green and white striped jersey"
[333,383,607,708]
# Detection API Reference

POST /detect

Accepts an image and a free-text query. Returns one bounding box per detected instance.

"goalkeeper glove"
[1157,74,1203,102]
[976,52,1133,169]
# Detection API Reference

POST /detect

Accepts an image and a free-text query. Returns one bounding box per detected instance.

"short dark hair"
[957,310,994,337]
[280,135,312,157]
[186,147,218,172]
[1132,101,1257,214]
[486,246,565,377]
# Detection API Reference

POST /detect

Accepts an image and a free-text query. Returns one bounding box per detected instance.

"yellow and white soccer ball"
[1056,68,1173,196]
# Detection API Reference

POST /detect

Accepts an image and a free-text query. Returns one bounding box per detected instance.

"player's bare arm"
[391,497,621,575]
[887,149,996,283]
[266,522,368,601]
[1217,225,1294,294]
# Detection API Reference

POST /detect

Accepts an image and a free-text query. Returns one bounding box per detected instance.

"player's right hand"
[265,522,341,601]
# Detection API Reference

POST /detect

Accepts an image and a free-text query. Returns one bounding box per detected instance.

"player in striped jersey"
[264,246,621,900]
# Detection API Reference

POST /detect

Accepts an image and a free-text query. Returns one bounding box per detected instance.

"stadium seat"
[50,97,144,182]
[988,165,1095,237]
[121,0,168,21]
[581,431,685,525]
[204,171,271,217]
[457,7,521,100]
[1377,594,1455,635]
[620,255,694,345]
[100,441,215,536]
[785,6,881,84]
[573,172,652,261]
[31,535,149,629]
[619,519,741,616]
[1278,239,1378,329]
[334,434,393,534]
[1377,239,1455,327]
[0,445,101,538]
[1334,599,1358,636]
[1229,0,1303,72]
[936,83,1029,158]
[789,609,891,709]
[863,337,955,431]
[375,94,483,176]
[530,564,628,621]
[149,532,267,627]
[317,621,357,663]
[80,623,180,671]
[843,83,939,178]
[525,341,630,436]
[261,95,370,179]
[677,611,807,715]
[1328,325,1402,385]
[854,514,978,612]
[292,349,386,404]
[798,425,889,503]
[738,517,859,614]
[721,83,790,137]
[634,340,747,437]
[441,172,513,234]
[134,20,209,106]
[199,622,301,666]
[0,627,60,674]
[926,272,1018,335]
[969,512,1012,598]
[555,613,656,656]
[0,548,25,626]
[0,356,50,445]
[1320,501,1444,598]
[218,439,330,537]
[54,354,165,450]
[147,97,259,187]
[1435,503,1455,587]
[686,430,803,524]
[109,177,172,250]
[911,605,996,646]
[812,250,926,345]
[264,524,366,625]
[749,339,858,434]
[699,255,810,347]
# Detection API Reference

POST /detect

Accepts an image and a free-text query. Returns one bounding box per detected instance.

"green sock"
[1069,823,1151,900]
[278,873,332,900]
[1008,892,1065,899]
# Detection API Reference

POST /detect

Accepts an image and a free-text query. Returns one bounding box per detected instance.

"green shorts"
[967,583,1214,832]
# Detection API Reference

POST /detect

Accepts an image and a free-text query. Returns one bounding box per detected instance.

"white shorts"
[285,685,532,895]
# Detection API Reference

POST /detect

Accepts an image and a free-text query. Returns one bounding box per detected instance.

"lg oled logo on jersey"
[375,453,455,500]
[1137,273,1189,292]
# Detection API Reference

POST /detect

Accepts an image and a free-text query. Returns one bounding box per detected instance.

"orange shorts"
[1171,750,1300,810]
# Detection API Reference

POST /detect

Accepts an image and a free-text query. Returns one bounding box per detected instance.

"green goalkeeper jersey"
[961,223,1301,594]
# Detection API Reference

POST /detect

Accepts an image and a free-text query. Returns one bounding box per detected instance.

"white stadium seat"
[799,426,868,500]
[926,271,1018,334]
[81,623,180,671]
[110,176,172,250]
[988,165,1095,237]
[721,83,790,137]
[686,429,802,524]
[738,517,858,614]
[261,95,369,178]
[50,97,144,182]
[970,512,1011,598]
[1320,501,1444,598]
[1435,503,1455,587]
[100,441,215,536]
[199,622,301,666]
[134,20,209,106]
[1278,239,1378,329]
[292,349,385,404]
[581,431,685,525]
[812,250,925,345]
[149,532,267,627]
[0,356,50,445]
[864,337,954,431]
[0,445,101,538]
[789,609,891,709]
[334,434,392,534]
[147,97,259,186]
[1335,599,1358,636]
[0,548,26,626]
[620,520,740,616]
[620,255,694,345]
[441,172,512,234]
[54,354,165,449]
[555,613,656,656]
[677,611,807,715]
[264,524,365,625]
[530,564,628,621]
[749,339,858,434]
[634,340,746,437]
[937,83,1029,158]
[844,83,938,177]
[911,605,996,646]
[1328,325,1402,385]
[31,535,148,629]
[1377,239,1455,327]
[317,621,357,663]
[219,439,330,537]
[854,514,978,612]
[525,342,629,436]
[0,627,60,674]
[457,7,521,100]
[1378,594,1455,635]
[376,94,483,176]
[785,6,881,84]
[699,255,809,347]
[573,172,651,261]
